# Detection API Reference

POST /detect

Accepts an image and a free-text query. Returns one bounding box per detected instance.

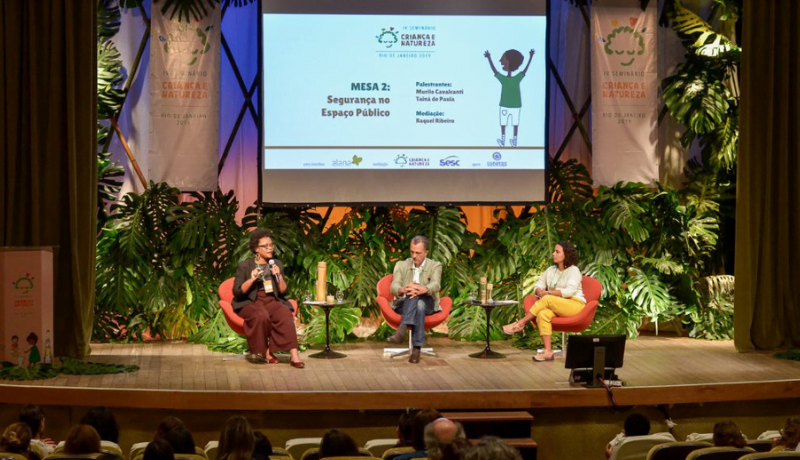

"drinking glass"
[335,290,344,303]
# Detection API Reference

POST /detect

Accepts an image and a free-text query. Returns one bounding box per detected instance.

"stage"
[3,336,800,411]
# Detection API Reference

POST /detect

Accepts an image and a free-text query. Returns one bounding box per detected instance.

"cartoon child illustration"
[44,330,52,365]
[26,332,40,367]
[484,48,535,147]
[11,335,20,365]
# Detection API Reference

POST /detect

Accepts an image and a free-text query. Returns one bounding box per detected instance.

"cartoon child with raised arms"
[484,48,535,147]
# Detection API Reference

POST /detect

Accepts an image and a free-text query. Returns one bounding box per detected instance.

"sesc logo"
[439,155,460,167]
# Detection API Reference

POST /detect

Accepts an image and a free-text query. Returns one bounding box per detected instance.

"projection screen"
[260,0,548,204]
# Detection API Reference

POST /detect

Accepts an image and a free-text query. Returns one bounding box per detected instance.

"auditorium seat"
[363,440,398,458]
[746,442,775,453]
[758,432,782,442]
[218,277,297,336]
[646,442,712,460]
[380,447,413,460]
[44,454,104,460]
[131,444,206,460]
[319,457,382,460]
[205,441,290,460]
[1,454,29,460]
[300,448,372,460]
[55,441,124,460]
[686,434,715,443]
[685,447,756,460]
[610,432,676,460]
[739,453,800,459]
[522,275,601,354]
[376,274,452,358]
[285,439,322,460]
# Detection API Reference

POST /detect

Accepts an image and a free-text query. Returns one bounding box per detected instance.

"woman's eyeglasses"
[258,244,275,249]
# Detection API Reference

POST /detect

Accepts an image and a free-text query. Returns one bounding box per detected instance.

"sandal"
[502,322,525,335]
[532,352,555,362]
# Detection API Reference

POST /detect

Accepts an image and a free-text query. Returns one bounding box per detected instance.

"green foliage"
[0,358,138,381]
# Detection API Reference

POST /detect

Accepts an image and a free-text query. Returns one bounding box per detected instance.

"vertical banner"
[0,248,54,366]
[149,6,221,191]
[591,0,658,186]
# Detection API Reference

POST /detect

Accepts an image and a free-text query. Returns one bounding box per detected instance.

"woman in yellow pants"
[503,241,585,361]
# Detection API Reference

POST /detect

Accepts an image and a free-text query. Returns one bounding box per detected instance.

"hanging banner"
[591,0,658,186]
[149,5,221,191]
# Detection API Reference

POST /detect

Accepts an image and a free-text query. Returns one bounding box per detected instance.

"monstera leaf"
[626,266,673,319]
[405,207,466,265]
[594,182,652,244]
[548,159,595,206]
[302,306,361,345]
[98,0,122,39]
[669,0,740,59]
[663,64,729,140]
[97,40,126,120]
[699,105,739,171]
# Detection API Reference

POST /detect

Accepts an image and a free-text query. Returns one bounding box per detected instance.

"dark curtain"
[735,0,800,350]
[0,1,97,358]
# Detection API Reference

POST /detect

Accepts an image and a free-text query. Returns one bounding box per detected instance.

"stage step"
[441,411,537,460]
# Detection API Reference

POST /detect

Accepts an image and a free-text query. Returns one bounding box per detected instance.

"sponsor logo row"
[321,152,509,169]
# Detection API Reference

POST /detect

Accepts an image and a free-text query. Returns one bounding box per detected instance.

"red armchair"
[376,274,452,358]
[218,277,297,336]
[522,275,602,352]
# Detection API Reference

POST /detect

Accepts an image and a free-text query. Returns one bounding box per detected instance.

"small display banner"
[0,247,55,366]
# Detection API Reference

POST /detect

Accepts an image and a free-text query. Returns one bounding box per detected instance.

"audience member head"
[144,438,175,460]
[155,416,185,440]
[1,423,32,454]
[411,409,442,451]
[252,431,273,460]
[319,429,359,458]
[462,437,521,460]
[441,437,470,460]
[712,420,746,448]
[162,426,196,455]
[80,406,120,444]
[217,416,254,460]
[396,408,419,447]
[623,413,651,437]
[18,405,46,439]
[424,419,466,460]
[64,425,101,454]
[778,417,800,450]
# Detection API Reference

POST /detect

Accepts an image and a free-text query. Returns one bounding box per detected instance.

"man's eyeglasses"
[258,244,275,249]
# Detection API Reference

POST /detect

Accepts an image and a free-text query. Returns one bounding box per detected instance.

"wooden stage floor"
[3,336,800,411]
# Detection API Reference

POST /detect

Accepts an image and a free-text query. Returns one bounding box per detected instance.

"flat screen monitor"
[565,334,627,370]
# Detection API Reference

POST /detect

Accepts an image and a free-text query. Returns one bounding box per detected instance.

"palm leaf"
[155,0,220,22]
[447,305,488,341]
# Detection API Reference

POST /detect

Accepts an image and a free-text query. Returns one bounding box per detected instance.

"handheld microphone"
[268,259,275,268]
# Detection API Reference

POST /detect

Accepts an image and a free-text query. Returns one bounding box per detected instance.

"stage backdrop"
[148,3,221,191]
[591,0,659,186]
